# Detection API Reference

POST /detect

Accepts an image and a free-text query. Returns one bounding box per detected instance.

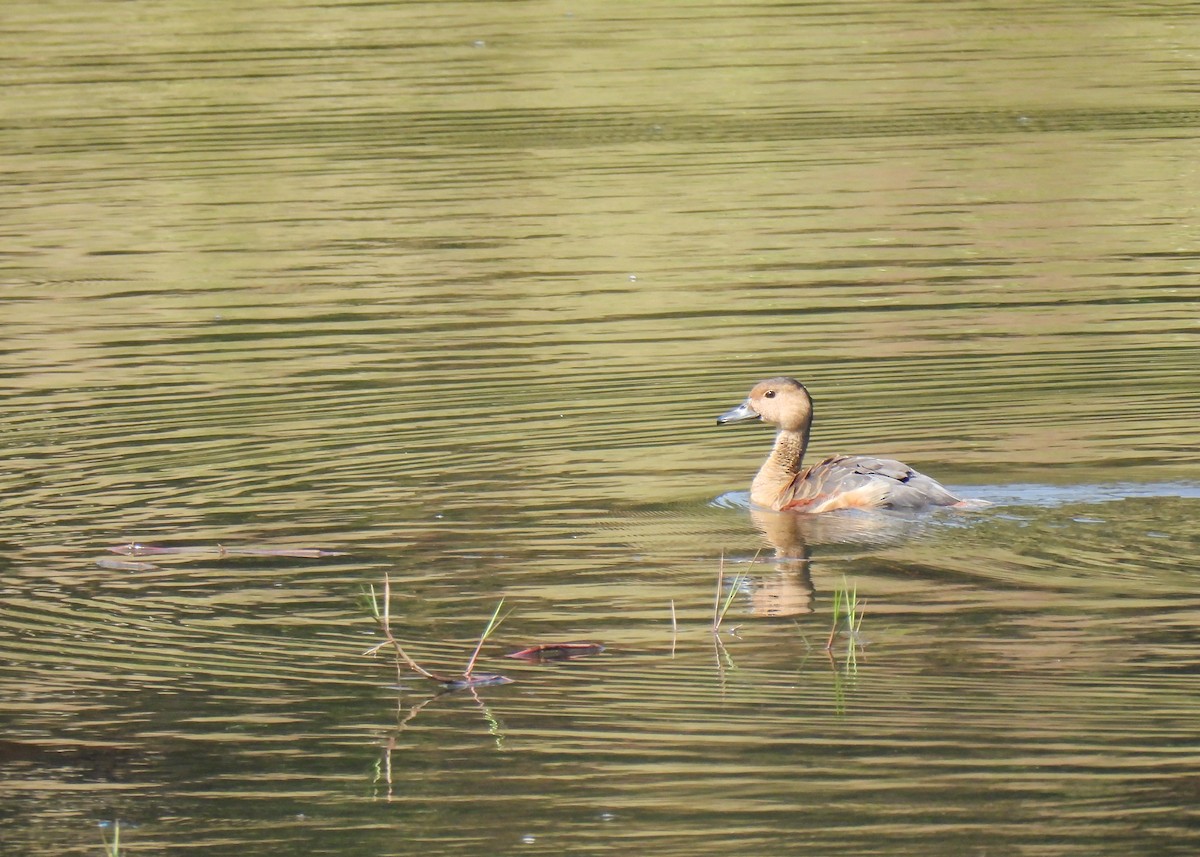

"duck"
[716,376,971,513]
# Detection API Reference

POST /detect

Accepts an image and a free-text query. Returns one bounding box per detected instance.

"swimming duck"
[717,377,968,513]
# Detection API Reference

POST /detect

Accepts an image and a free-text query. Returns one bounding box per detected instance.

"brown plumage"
[716,377,967,513]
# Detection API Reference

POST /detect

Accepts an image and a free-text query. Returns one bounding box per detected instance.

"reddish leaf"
[505,643,605,662]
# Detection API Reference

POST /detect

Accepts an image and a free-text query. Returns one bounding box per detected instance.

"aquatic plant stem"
[365,573,453,683]
[825,577,866,652]
[713,549,759,633]
[712,551,725,630]
[670,599,678,657]
[462,599,508,678]
[101,821,120,857]
[825,584,844,651]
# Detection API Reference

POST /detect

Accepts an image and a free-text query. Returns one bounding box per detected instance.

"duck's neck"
[752,428,809,507]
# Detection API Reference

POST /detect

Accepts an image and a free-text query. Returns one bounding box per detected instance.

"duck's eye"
[764,390,776,398]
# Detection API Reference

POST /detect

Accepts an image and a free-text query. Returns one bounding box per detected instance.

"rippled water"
[3,1,1199,855]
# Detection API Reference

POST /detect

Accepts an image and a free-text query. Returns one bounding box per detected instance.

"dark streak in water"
[11,107,1200,155]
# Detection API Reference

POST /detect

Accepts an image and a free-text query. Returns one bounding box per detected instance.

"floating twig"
[364,573,512,689]
[365,573,449,683]
[110,543,346,558]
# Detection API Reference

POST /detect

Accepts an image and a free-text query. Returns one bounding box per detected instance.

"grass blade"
[463,599,508,678]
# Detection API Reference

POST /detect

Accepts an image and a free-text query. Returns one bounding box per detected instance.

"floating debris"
[95,558,159,571]
[442,673,514,690]
[505,643,605,662]
[364,574,513,690]
[108,543,346,558]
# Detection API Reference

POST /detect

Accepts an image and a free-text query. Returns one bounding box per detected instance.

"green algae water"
[2,1,1198,854]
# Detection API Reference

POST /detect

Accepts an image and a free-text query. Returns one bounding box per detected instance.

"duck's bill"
[716,401,759,425]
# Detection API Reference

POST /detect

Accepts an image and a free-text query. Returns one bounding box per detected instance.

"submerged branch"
[365,573,512,689]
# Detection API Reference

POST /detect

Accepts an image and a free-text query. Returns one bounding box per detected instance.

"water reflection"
[4,0,1200,854]
[745,505,816,618]
[737,502,967,618]
[0,739,136,785]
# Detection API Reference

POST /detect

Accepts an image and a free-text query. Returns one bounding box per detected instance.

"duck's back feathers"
[778,455,962,513]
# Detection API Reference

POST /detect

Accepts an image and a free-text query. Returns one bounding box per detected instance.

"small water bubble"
[521,834,536,844]
[629,273,637,281]
[473,39,486,48]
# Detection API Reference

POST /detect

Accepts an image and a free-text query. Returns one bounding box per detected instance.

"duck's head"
[716,377,813,433]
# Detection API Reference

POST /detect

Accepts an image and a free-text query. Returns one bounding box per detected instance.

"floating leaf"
[505,642,605,662]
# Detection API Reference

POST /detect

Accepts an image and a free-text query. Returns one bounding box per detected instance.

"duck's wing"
[779,455,962,513]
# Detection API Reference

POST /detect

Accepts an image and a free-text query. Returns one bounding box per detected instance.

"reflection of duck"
[742,502,934,618]
[739,484,971,618]
[717,377,973,513]
[745,505,814,617]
